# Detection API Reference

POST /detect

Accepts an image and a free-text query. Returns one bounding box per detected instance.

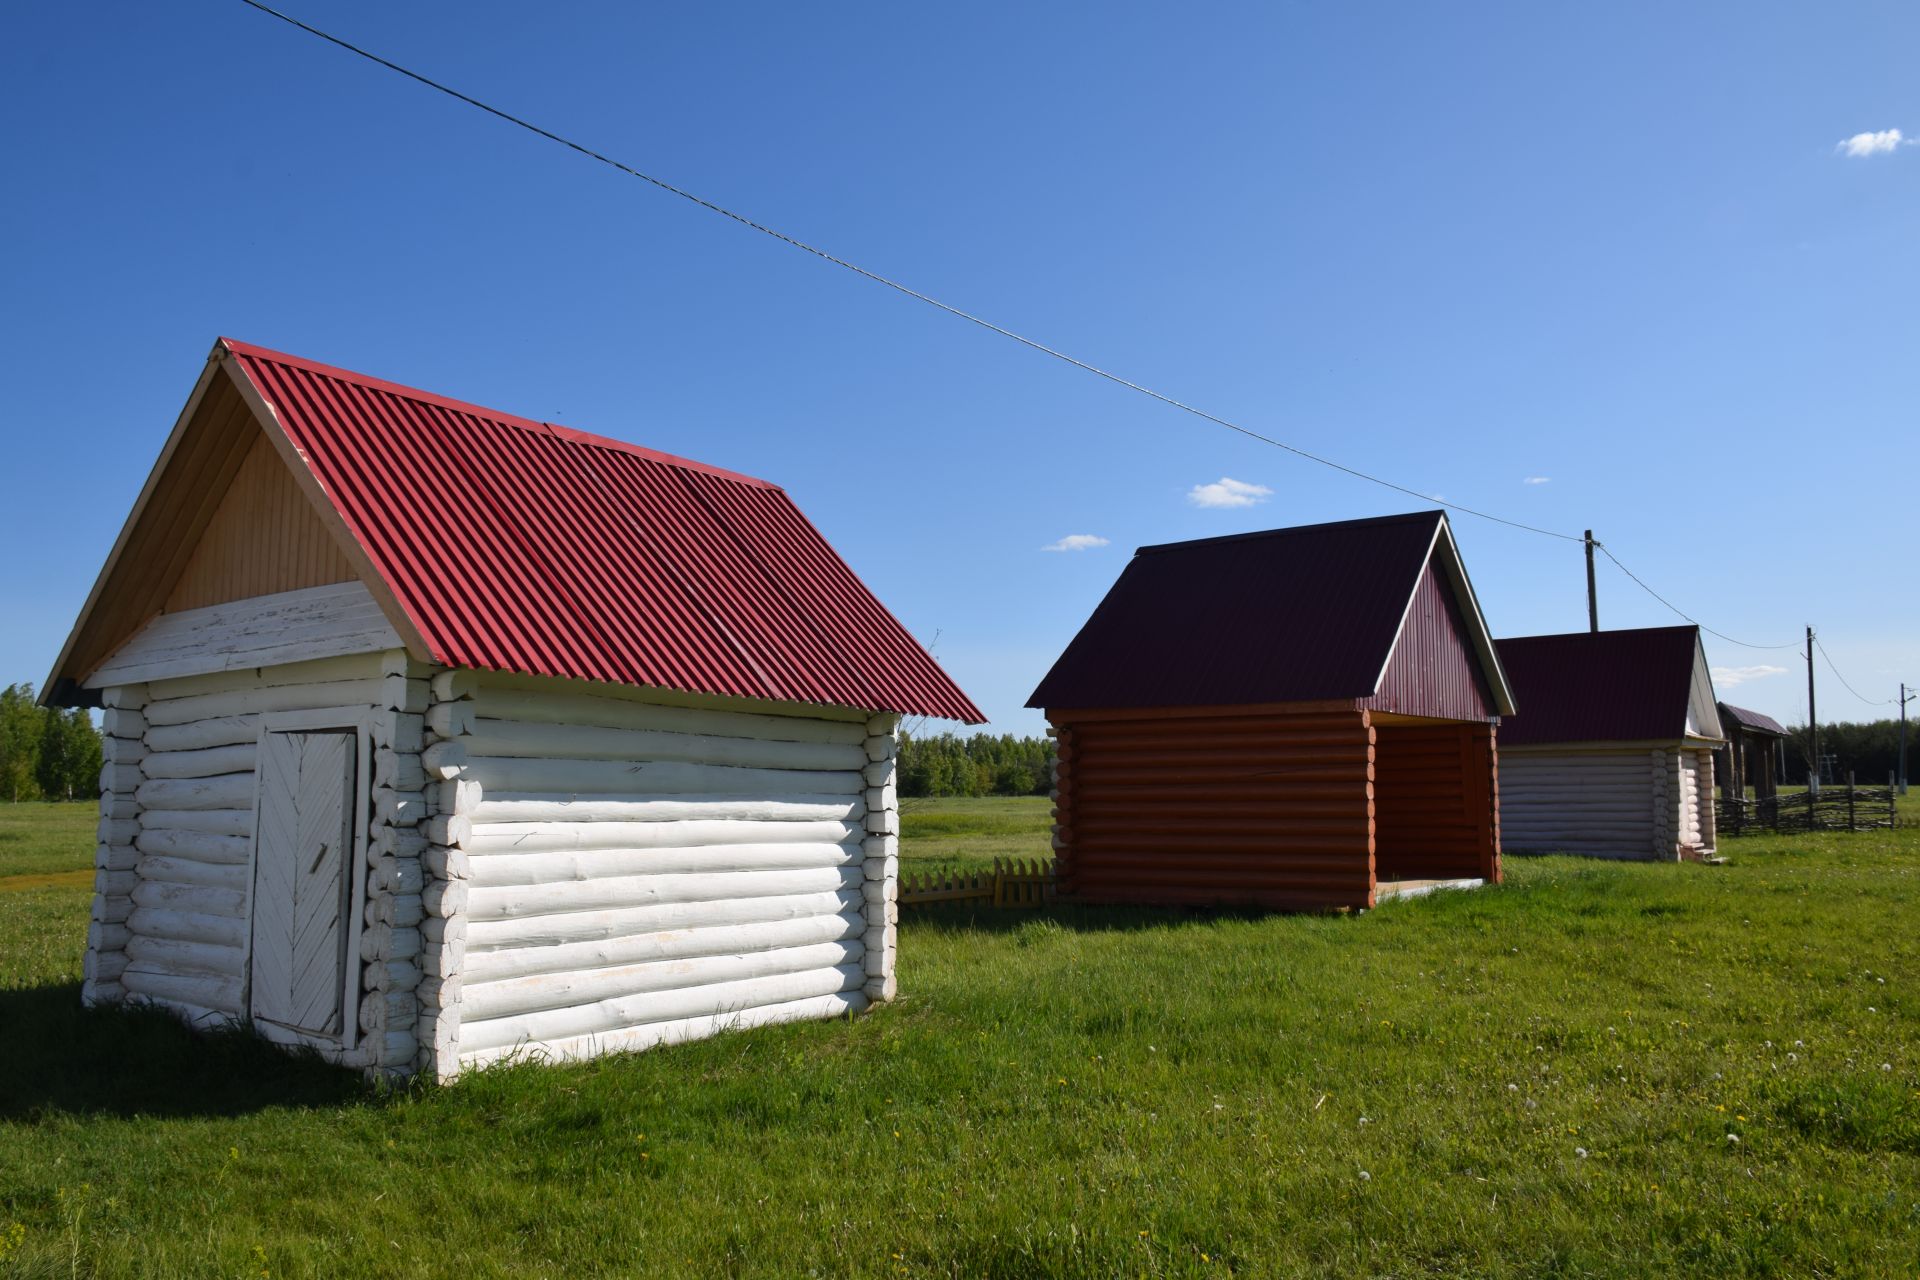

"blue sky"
[2,2,1913,733]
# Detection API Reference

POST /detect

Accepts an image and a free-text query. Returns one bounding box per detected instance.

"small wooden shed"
[1715,702,1789,801]
[1493,626,1724,861]
[46,338,981,1077]
[1027,511,1514,912]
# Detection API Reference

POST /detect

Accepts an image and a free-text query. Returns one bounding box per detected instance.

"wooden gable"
[44,350,420,707]
[166,429,356,613]
[1361,556,1496,722]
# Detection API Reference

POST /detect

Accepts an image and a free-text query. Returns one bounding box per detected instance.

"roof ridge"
[1497,624,1699,644]
[219,337,779,490]
[1134,509,1444,557]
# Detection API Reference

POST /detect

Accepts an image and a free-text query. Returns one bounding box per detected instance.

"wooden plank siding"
[62,365,265,685]
[85,583,401,690]
[167,430,356,613]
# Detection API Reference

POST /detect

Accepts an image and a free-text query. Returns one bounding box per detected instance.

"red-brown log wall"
[1371,720,1501,883]
[1051,704,1376,911]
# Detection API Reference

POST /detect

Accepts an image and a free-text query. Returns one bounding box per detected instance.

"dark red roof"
[223,339,982,722]
[1027,511,1511,714]
[1494,626,1703,745]
[1719,702,1789,737]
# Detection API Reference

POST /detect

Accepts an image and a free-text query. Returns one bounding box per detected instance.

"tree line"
[896,732,1054,798]
[1,683,104,802]
[1791,718,1915,786]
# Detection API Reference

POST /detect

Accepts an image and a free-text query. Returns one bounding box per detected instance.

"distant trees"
[896,732,1053,799]
[0,683,103,802]
[1793,718,1912,786]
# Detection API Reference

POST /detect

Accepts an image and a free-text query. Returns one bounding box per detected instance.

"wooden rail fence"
[1718,775,1900,836]
[899,857,1059,909]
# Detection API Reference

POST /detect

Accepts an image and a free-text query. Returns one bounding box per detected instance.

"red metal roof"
[1027,511,1512,715]
[1719,702,1790,737]
[221,339,982,722]
[1494,626,1702,745]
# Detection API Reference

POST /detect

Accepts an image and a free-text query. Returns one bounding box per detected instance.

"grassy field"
[899,795,1051,875]
[0,802,102,883]
[1,799,1916,1277]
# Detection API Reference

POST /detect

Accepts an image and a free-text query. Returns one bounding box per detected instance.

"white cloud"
[1838,128,1906,158]
[1042,533,1110,553]
[1523,476,1551,485]
[1187,477,1273,509]
[1713,664,1788,688]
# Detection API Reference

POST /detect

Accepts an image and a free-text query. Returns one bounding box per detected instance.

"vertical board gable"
[167,430,358,613]
[1361,557,1495,721]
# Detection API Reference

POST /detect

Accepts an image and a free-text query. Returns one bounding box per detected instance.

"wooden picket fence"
[899,857,1059,909]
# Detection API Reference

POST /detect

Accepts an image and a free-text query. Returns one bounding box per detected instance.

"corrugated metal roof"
[1361,557,1496,721]
[222,339,982,722]
[1719,702,1790,737]
[1027,511,1512,713]
[1495,626,1700,745]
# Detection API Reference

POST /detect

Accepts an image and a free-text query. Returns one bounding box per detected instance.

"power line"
[232,0,1840,656]
[233,0,1581,543]
[1812,635,1893,706]
[1592,545,1798,651]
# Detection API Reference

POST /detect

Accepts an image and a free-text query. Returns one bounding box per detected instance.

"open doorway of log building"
[1369,711,1501,903]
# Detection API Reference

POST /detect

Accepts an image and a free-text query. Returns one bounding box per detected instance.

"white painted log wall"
[1498,748,1669,860]
[82,682,147,1006]
[434,672,896,1075]
[1676,750,1705,850]
[105,652,399,1057]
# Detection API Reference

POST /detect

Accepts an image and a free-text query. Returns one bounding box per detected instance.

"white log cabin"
[45,338,982,1078]
[1493,626,1724,861]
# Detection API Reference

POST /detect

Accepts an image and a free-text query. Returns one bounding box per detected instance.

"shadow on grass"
[0,982,374,1120]
[899,900,1355,937]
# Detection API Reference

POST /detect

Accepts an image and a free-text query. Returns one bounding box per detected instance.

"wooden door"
[250,730,357,1037]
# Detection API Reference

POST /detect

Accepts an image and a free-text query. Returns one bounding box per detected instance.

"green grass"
[1,802,1916,1277]
[899,795,1052,875]
[0,802,99,880]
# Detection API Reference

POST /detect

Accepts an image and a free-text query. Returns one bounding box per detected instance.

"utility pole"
[1584,531,1598,633]
[1806,625,1819,791]
[1900,682,1914,796]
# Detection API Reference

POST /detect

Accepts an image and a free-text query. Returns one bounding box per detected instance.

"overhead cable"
[233,0,1838,655]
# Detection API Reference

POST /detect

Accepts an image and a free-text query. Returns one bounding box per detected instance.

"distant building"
[1494,626,1724,861]
[1715,703,1790,801]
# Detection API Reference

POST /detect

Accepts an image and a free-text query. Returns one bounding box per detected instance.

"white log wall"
[1499,745,1716,861]
[82,683,147,1006]
[427,671,897,1077]
[92,651,416,1069]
